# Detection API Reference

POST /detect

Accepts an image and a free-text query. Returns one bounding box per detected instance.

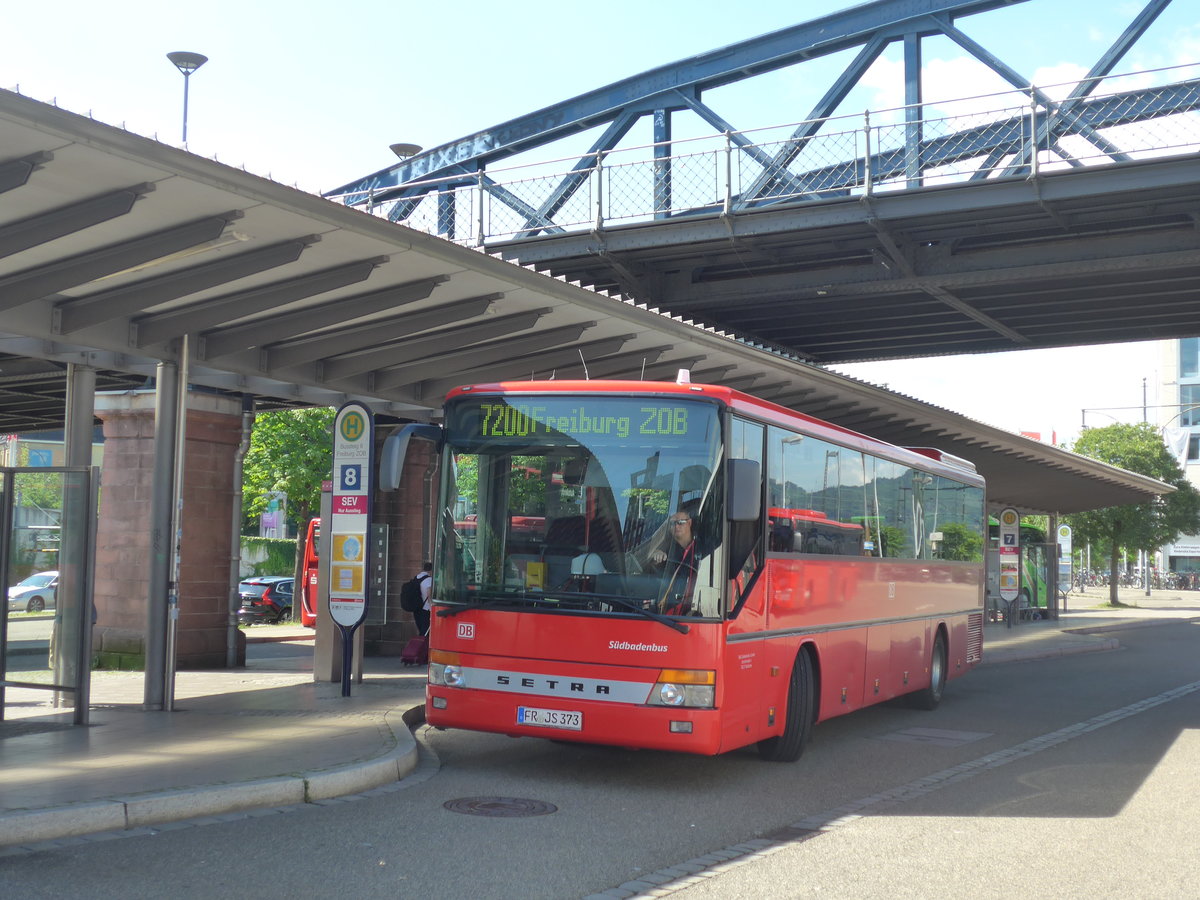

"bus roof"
[903,447,978,473]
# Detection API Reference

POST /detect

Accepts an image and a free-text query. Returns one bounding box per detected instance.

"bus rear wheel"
[757,649,814,762]
[907,630,947,711]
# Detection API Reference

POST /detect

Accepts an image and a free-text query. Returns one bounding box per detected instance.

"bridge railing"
[331,62,1200,246]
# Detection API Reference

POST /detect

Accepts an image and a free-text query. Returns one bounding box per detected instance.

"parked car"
[236,576,294,625]
[7,571,58,613]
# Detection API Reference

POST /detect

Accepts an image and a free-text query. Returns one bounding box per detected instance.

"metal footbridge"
[328,0,1200,364]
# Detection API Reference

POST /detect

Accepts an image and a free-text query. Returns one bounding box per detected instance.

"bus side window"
[769,516,794,552]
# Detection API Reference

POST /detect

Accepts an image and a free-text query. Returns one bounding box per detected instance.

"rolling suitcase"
[401,634,429,667]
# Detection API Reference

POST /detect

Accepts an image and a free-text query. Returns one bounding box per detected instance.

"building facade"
[1158,338,1200,575]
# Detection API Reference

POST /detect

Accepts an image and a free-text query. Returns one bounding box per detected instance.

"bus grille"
[966,613,984,663]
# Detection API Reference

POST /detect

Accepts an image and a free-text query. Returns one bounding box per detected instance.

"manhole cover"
[880,727,993,748]
[443,797,558,817]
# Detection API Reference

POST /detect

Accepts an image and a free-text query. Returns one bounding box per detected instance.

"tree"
[1067,422,1200,605]
[938,521,983,562]
[241,408,335,535]
[12,445,63,511]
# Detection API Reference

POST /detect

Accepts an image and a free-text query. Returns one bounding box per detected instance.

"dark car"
[236,576,294,625]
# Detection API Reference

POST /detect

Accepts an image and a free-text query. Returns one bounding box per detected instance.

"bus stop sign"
[998,507,1020,603]
[329,402,374,631]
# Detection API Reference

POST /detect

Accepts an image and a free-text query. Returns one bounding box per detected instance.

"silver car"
[7,571,58,613]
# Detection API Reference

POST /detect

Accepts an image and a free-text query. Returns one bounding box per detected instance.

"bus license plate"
[517,706,582,730]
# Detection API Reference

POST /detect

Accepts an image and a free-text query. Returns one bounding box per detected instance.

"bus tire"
[757,649,814,762]
[908,630,947,711]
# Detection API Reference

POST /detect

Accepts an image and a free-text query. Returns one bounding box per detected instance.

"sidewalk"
[0,627,429,849]
[980,586,1200,664]
[2,589,1198,850]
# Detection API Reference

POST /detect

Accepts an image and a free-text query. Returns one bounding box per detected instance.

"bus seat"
[542,515,586,555]
[587,516,622,554]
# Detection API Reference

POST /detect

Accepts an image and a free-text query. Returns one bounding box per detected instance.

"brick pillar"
[365,432,436,655]
[92,390,245,670]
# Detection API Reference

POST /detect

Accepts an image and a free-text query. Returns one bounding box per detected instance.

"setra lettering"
[489,672,620,696]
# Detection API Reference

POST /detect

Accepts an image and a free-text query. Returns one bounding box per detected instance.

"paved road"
[1,619,1197,899]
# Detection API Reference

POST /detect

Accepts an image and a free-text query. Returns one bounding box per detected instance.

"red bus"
[413,379,985,761]
[768,507,864,556]
[299,517,320,627]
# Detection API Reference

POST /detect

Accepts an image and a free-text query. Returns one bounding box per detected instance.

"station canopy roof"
[0,88,1171,516]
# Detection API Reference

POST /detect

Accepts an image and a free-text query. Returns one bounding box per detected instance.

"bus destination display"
[455,399,708,443]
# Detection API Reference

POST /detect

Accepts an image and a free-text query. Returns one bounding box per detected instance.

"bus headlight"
[657,683,686,706]
[648,669,715,708]
[429,650,463,687]
[429,663,464,687]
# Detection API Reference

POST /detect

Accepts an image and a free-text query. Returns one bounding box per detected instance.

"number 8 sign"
[339,464,362,491]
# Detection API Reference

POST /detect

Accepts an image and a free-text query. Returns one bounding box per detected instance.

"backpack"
[399,572,429,612]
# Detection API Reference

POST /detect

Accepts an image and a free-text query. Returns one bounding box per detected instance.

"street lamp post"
[166,51,208,143]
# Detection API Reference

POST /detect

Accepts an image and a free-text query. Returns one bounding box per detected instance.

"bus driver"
[651,508,703,614]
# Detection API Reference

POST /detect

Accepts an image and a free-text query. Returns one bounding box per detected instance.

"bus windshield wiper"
[583,592,690,635]
[436,590,688,634]
[435,593,514,617]
[436,591,560,617]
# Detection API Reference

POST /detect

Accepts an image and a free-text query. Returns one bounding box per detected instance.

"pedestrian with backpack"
[405,562,432,636]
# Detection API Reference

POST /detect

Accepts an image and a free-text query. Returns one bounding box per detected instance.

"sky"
[3,0,1198,444]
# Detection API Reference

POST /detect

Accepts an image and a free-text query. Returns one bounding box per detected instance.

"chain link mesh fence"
[331,63,1200,247]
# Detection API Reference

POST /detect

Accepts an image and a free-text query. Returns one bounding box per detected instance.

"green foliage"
[938,521,983,561]
[1067,422,1200,601]
[453,454,477,506]
[13,448,62,511]
[509,456,549,513]
[625,487,671,517]
[878,524,906,558]
[1018,515,1048,542]
[240,537,298,576]
[1067,423,1200,550]
[242,408,335,534]
[452,454,558,516]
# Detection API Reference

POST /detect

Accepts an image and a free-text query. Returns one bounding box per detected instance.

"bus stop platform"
[2,589,1198,851]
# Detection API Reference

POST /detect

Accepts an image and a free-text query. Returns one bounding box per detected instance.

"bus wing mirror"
[727,458,761,521]
[379,423,443,491]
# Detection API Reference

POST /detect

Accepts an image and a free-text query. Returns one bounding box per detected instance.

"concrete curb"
[0,801,127,846]
[1064,616,1197,634]
[243,632,315,644]
[981,637,1121,666]
[0,703,426,849]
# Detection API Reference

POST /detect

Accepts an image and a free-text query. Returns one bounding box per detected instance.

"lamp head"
[167,51,208,75]
[389,142,423,159]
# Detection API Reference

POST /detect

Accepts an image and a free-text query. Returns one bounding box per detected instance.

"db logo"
[457,622,475,639]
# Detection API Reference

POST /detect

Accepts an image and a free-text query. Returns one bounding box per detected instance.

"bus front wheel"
[757,649,814,762]
[907,630,947,711]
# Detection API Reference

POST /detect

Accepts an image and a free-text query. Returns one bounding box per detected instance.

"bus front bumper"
[425,685,723,755]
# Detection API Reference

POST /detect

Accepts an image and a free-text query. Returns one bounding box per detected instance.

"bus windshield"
[437,395,726,619]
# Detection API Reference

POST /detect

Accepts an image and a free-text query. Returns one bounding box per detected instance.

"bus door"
[299,517,319,627]
[721,419,773,746]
